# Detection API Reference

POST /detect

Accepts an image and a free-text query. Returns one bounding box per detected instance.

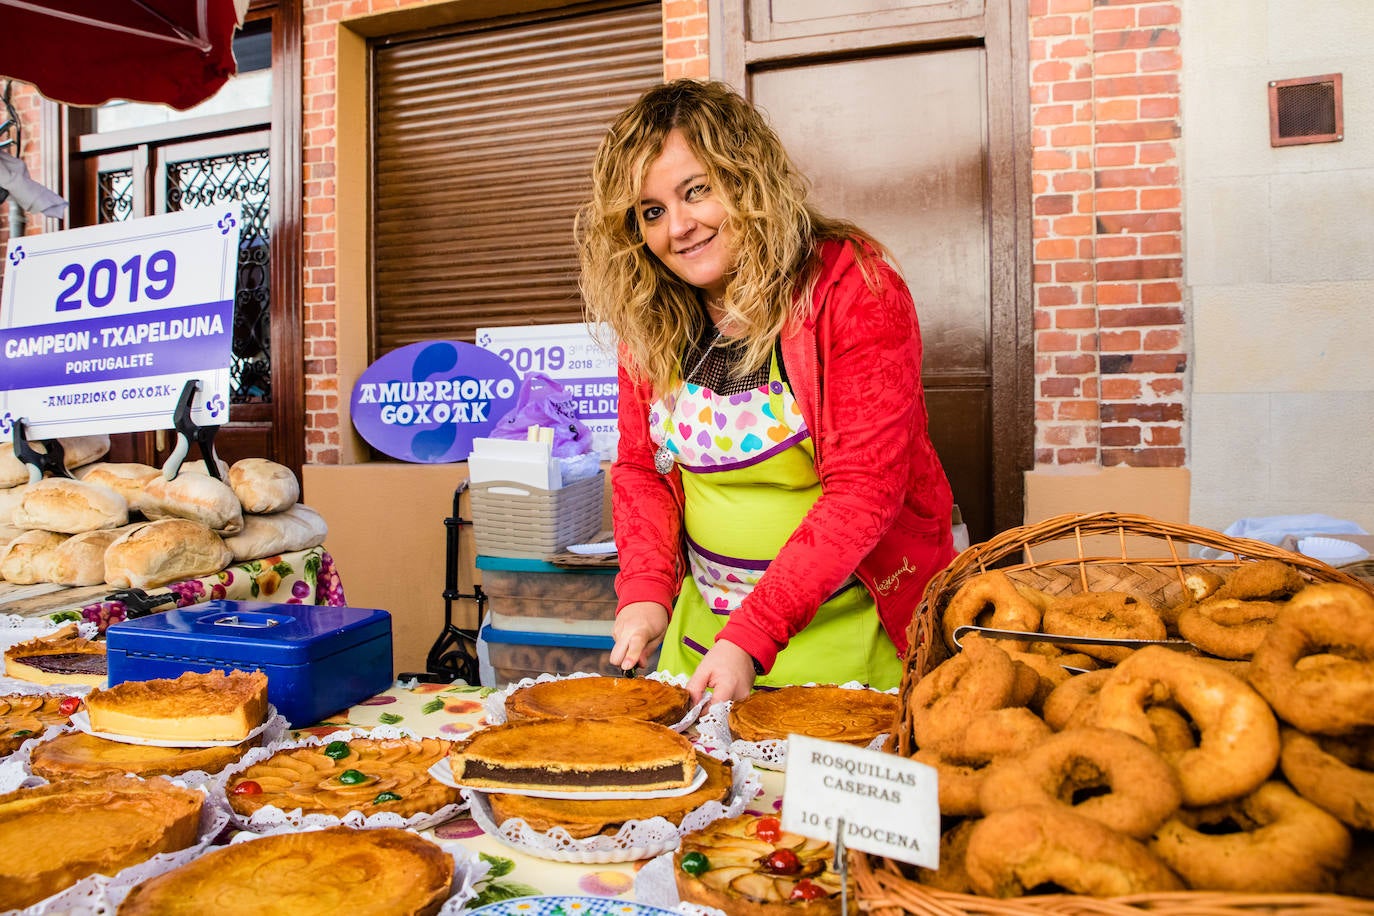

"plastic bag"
[488,372,593,457]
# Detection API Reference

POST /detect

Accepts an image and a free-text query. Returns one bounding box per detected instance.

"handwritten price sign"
[0,207,240,438]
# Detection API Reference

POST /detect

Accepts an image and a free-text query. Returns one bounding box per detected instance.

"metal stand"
[402,481,485,685]
[11,418,73,482]
[162,378,223,480]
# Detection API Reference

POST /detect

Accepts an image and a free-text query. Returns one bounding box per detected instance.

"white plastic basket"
[469,471,605,560]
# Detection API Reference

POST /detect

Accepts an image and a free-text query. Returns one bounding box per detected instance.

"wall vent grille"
[1269,74,1343,147]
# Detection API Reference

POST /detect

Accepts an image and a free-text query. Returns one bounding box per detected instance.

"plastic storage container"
[105,601,393,728]
[477,554,617,635]
[468,471,605,560]
[476,623,620,689]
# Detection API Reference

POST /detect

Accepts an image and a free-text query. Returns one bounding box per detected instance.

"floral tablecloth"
[312,681,785,909]
[73,546,346,632]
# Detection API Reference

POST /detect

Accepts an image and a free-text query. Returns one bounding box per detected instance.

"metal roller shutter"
[371,2,662,357]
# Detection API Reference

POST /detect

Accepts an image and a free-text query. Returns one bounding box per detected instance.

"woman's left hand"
[687,639,757,706]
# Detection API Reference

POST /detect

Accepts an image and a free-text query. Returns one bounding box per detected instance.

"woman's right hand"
[610,601,669,672]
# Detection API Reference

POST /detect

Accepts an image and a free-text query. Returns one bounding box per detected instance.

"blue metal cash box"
[105,601,393,727]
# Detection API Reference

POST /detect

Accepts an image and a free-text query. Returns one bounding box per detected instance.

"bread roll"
[104,518,232,589]
[179,457,231,479]
[11,478,129,533]
[48,525,140,586]
[0,435,110,488]
[140,473,244,535]
[0,524,25,549]
[76,462,160,512]
[0,529,68,584]
[228,459,300,514]
[222,503,328,562]
[0,484,28,526]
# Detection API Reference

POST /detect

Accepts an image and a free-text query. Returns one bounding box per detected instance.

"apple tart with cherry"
[674,813,853,916]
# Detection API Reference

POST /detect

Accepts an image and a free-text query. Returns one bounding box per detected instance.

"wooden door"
[714,0,1032,542]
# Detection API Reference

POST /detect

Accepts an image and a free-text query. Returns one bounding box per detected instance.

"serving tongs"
[950,625,1197,673]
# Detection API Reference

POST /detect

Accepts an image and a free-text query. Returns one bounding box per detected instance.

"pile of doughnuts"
[906,560,1373,900]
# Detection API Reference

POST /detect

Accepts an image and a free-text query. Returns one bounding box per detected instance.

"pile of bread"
[0,435,326,589]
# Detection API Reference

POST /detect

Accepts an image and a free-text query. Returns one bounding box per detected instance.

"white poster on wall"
[476,322,620,461]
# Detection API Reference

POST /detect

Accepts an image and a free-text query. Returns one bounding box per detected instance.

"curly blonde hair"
[576,78,885,394]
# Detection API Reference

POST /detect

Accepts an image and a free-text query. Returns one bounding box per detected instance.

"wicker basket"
[853,511,1374,916]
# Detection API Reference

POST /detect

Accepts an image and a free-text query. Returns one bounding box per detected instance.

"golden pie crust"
[729,686,899,746]
[450,716,697,792]
[85,668,269,742]
[0,693,79,755]
[674,813,852,916]
[30,729,261,779]
[117,825,453,916]
[226,736,460,820]
[3,635,107,688]
[505,676,692,726]
[488,752,734,838]
[0,774,204,912]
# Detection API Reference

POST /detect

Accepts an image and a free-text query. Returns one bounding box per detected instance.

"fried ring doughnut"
[941,570,1044,651]
[914,818,979,894]
[914,707,1052,817]
[1280,726,1374,830]
[965,805,1184,898]
[1148,781,1350,893]
[1177,597,1282,660]
[1161,569,1226,631]
[1002,649,1076,712]
[1088,645,1279,806]
[1042,669,1111,731]
[1144,705,1198,754]
[978,727,1182,838]
[911,637,1025,753]
[1249,583,1374,735]
[1216,559,1305,601]
[1041,592,1167,663]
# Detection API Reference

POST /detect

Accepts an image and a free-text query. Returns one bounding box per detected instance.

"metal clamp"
[102,587,179,617]
[163,379,222,480]
[11,418,72,483]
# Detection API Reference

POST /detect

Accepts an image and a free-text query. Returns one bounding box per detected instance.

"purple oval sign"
[350,341,520,463]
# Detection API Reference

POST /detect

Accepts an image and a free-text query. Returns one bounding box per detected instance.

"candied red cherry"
[790,879,827,901]
[754,816,782,843]
[232,780,263,796]
[58,696,81,716]
[763,848,802,875]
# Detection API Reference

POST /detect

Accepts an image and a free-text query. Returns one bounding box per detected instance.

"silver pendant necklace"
[654,329,724,475]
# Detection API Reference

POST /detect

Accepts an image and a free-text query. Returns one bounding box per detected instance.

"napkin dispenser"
[105,601,393,727]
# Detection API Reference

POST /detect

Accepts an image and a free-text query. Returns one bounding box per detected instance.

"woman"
[577,79,954,704]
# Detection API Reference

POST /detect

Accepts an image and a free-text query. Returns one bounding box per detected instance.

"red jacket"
[611,239,955,671]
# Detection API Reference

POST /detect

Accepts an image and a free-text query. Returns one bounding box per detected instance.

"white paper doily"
[463,746,762,864]
[70,705,286,748]
[0,716,290,794]
[16,778,230,916]
[209,724,467,833]
[484,670,707,732]
[694,682,896,771]
[636,851,728,916]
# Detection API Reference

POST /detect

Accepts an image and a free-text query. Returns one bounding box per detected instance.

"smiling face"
[637,128,735,304]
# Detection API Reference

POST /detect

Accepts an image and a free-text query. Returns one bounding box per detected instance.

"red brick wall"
[1028,0,1185,468]
[663,0,709,80]
[0,83,51,244]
